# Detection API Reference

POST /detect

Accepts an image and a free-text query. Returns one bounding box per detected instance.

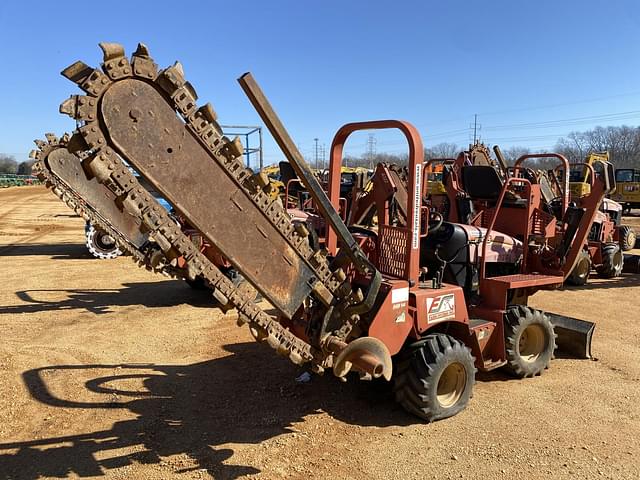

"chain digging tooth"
[99,42,125,61]
[44,133,58,145]
[59,96,78,119]
[172,61,185,79]
[212,288,230,308]
[61,60,93,83]
[61,61,111,97]
[83,153,111,183]
[99,42,132,79]
[197,103,216,122]
[133,42,151,58]
[61,95,97,122]
[289,351,303,365]
[183,81,198,101]
[157,61,187,95]
[230,136,245,158]
[131,42,158,79]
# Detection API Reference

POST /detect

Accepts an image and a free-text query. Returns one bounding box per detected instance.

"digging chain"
[54,43,347,365]
[31,135,186,279]
[34,133,317,364]
[60,43,350,301]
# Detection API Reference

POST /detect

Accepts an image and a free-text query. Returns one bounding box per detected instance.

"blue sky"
[1,0,639,167]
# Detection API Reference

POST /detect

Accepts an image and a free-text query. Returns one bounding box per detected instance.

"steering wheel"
[547,196,565,219]
[428,211,444,234]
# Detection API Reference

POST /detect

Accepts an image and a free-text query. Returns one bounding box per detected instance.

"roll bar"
[515,153,570,215]
[328,120,424,284]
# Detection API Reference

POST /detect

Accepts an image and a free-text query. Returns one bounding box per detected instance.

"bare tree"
[555,125,640,168]
[343,152,407,168]
[500,146,531,165]
[425,142,459,160]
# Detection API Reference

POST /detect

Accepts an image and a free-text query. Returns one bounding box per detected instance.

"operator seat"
[279,161,307,202]
[460,165,527,208]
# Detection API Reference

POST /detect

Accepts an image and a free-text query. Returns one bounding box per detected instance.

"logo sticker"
[426,294,456,323]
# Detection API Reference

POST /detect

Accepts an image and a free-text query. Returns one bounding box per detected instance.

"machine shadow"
[0,342,411,479]
[0,243,90,259]
[562,273,639,291]
[0,280,215,315]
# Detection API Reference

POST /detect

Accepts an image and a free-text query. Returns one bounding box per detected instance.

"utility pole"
[314,137,319,170]
[471,114,481,144]
[366,134,377,169]
[473,114,477,143]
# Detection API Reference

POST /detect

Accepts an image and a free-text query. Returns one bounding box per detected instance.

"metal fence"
[0,174,41,188]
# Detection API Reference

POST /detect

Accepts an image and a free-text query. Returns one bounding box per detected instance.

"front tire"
[596,243,623,278]
[394,333,476,422]
[618,225,636,252]
[504,306,556,378]
[566,249,591,286]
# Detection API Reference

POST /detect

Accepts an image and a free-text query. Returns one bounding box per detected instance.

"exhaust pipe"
[547,313,595,359]
[327,336,392,381]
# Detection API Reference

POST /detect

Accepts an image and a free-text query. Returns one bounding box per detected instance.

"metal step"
[484,274,564,289]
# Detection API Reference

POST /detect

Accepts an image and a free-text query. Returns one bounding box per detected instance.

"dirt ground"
[0,185,639,480]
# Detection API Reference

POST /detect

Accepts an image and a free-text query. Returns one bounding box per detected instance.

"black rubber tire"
[503,306,556,378]
[596,243,624,278]
[618,225,636,252]
[393,333,476,422]
[85,224,122,259]
[566,249,591,286]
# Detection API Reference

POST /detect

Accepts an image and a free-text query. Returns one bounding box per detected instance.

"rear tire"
[504,306,556,378]
[393,333,476,422]
[618,225,636,252]
[566,249,591,286]
[85,224,122,259]
[596,243,623,278]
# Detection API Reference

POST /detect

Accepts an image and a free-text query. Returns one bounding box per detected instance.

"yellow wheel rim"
[437,362,466,408]
[518,324,546,363]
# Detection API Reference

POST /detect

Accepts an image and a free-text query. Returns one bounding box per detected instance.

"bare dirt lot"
[1,185,639,480]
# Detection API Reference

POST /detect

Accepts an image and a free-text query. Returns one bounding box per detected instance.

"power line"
[424,109,640,145]
[420,89,640,128]
[477,90,640,118]
[481,110,640,131]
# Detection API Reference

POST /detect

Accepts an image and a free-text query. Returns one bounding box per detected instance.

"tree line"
[340,124,640,170]
[4,124,640,174]
[0,154,35,175]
